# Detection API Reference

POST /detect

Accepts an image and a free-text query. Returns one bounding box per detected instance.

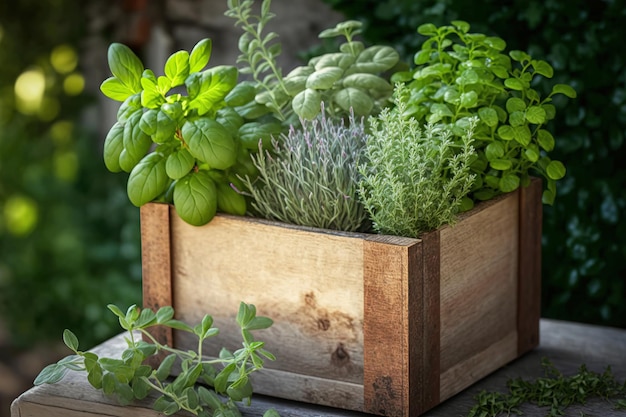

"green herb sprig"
[358,83,476,238]
[392,21,577,204]
[34,303,279,417]
[240,105,368,231]
[226,0,399,121]
[468,358,626,417]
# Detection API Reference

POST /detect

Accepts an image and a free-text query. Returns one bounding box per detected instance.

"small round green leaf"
[546,160,566,180]
[525,148,540,162]
[509,50,530,63]
[451,20,470,33]
[506,97,526,113]
[127,152,169,207]
[166,148,195,180]
[414,49,432,65]
[173,171,218,226]
[189,38,212,73]
[499,174,520,192]
[305,67,343,90]
[512,125,532,146]
[509,111,526,127]
[292,88,322,120]
[526,106,547,124]
[417,23,437,36]
[332,87,373,116]
[485,142,505,160]
[532,60,554,78]
[478,107,499,127]
[551,83,577,98]
[497,125,515,140]
[103,122,124,173]
[537,129,555,151]
[504,78,524,91]
[182,119,237,170]
[460,91,478,108]
[490,159,513,170]
[100,77,135,102]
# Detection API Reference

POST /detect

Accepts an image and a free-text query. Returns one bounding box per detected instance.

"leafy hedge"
[322,0,626,327]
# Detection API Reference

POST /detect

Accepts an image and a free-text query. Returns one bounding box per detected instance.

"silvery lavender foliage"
[240,107,368,231]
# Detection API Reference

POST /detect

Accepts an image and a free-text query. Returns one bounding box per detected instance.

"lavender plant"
[358,84,476,238]
[239,106,368,231]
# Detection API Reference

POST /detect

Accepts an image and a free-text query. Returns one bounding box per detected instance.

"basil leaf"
[127,152,169,207]
[173,171,217,226]
[182,119,237,170]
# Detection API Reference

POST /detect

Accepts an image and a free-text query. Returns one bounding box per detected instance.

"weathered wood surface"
[139,180,541,416]
[12,319,626,417]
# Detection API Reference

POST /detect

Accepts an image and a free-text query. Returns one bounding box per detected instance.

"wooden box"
[141,178,542,417]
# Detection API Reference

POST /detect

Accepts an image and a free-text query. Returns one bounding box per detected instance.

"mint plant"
[239,105,368,231]
[358,83,476,238]
[226,0,399,122]
[34,302,279,417]
[101,39,282,226]
[391,21,576,204]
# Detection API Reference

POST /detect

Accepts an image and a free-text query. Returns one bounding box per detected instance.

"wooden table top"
[11,319,626,417]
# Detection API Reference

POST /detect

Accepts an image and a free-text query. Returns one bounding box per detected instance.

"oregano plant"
[226,0,400,122]
[101,39,282,226]
[35,303,280,417]
[392,21,577,204]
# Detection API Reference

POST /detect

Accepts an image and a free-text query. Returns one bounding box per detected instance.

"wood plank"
[517,178,543,354]
[170,214,366,384]
[140,203,174,359]
[438,191,519,399]
[418,230,440,412]
[363,237,418,417]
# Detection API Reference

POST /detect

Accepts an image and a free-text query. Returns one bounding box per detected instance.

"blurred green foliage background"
[0,1,142,348]
[0,0,624,353]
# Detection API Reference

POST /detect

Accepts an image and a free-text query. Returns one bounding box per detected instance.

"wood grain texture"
[140,203,173,355]
[517,178,543,354]
[12,320,626,417]
[169,212,367,407]
[438,191,520,401]
[362,237,420,417]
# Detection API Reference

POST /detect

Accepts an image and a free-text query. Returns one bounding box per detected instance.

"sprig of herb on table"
[240,105,368,232]
[468,358,626,417]
[34,303,280,417]
[358,83,476,238]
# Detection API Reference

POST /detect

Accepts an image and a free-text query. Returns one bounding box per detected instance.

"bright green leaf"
[500,174,520,192]
[532,60,554,78]
[107,43,143,92]
[332,87,373,116]
[460,91,478,108]
[63,329,79,351]
[497,125,515,140]
[537,129,555,151]
[216,181,247,216]
[506,97,526,113]
[485,142,505,160]
[546,160,566,180]
[189,38,212,73]
[103,122,125,172]
[478,107,499,127]
[504,78,524,91]
[526,106,547,124]
[100,77,135,102]
[490,159,513,170]
[182,119,237,170]
[127,152,169,207]
[292,88,322,120]
[551,83,577,98]
[165,50,190,87]
[187,66,238,115]
[224,81,256,107]
[166,148,196,180]
[305,67,343,90]
[173,171,218,226]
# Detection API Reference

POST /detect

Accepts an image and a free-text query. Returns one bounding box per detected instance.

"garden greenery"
[35,303,280,417]
[359,84,476,237]
[391,21,576,204]
[226,0,399,122]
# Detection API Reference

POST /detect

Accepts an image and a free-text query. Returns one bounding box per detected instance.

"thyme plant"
[468,358,626,417]
[240,106,368,231]
[35,303,279,417]
[359,84,476,238]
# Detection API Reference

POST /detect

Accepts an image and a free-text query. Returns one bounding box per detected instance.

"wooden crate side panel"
[439,191,520,401]
[140,204,173,349]
[170,214,366,385]
[419,231,441,412]
[363,239,411,417]
[517,178,543,354]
